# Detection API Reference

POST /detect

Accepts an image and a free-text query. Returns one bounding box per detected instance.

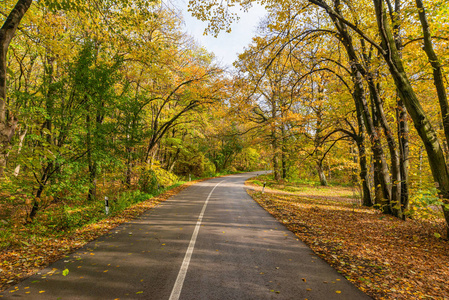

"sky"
[168,0,267,68]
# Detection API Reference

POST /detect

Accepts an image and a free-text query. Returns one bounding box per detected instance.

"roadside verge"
[245,180,449,300]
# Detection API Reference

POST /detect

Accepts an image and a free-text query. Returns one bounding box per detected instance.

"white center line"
[169,180,225,300]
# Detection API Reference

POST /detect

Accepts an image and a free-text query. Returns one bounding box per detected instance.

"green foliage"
[42,0,158,13]
[233,147,261,171]
[208,128,244,172]
[42,0,86,12]
[39,201,102,232]
[251,179,263,186]
[138,164,178,194]
[203,159,217,177]
[407,189,444,219]
[175,152,215,177]
[138,169,158,194]
[110,190,153,213]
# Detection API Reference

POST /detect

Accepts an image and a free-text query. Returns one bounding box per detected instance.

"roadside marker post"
[105,196,109,215]
[262,182,266,194]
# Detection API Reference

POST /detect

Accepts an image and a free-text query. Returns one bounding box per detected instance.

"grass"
[248,174,361,202]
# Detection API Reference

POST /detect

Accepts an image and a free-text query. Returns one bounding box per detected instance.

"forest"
[0,0,449,297]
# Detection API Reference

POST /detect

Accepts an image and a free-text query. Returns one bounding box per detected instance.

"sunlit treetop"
[40,0,161,12]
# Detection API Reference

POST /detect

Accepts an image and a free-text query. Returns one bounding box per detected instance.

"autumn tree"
[188,0,449,225]
[0,0,33,175]
[0,0,228,221]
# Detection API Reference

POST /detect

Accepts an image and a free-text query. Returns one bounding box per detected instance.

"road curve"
[2,172,371,299]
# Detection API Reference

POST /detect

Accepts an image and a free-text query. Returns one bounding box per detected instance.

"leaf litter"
[247,189,449,300]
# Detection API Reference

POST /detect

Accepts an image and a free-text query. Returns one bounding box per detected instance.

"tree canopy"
[0,0,448,250]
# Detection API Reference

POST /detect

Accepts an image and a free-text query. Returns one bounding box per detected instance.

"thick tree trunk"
[88,161,97,201]
[272,138,281,181]
[372,142,391,212]
[354,99,373,206]
[357,138,373,206]
[390,1,410,216]
[368,79,402,217]
[353,68,391,210]
[317,160,328,186]
[0,0,33,175]
[29,184,44,220]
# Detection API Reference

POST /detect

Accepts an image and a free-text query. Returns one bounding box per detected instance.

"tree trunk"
[326,4,392,211]
[125,123,133,187]
[354,94,373,206]
[390,0,410,216]
[86,113,96,201]
[88,161,97,201]
[125,144,132,187]
[29,184,44,221]
[317,160,328,186]
[29,165,51,220]
[350,144,358,184]
[272,146,281,181]
[12,126,27,177]
[0,0,33,175]
[353,67,391,211]
[357,138,373,206]
[415,0,449,145]
[313,99,327,186]
[419,145,423,188]
[368,79,402,217]
[168,147,181,172]
[281,126,287,179]
[373,0,449,233]
[270,99,281,181]
[272,129,281,181]
[397,99,410,214]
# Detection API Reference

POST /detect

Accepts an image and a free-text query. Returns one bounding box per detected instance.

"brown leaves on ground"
[247,190,449,300]
[0,180,198,292]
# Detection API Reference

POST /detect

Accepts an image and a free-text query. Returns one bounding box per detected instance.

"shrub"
[138,163,178,194]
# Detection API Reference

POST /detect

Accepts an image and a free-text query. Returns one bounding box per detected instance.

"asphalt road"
[2,172,371,299]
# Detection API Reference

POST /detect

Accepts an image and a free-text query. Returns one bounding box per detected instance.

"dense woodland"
[0,0,448,238]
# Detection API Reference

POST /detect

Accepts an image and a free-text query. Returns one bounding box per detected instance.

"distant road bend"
[2,172,371,299]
